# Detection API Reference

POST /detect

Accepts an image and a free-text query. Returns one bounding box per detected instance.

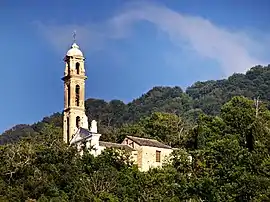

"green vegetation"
[1,64,270,201]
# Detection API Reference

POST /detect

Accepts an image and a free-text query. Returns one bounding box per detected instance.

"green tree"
[141,112,186,147]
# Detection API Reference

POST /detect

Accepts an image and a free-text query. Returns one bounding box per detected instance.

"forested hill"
[2,65,270,201]
[1,64,270,144]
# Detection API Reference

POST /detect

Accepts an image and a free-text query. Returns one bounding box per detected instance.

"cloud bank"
[35,2,269,76]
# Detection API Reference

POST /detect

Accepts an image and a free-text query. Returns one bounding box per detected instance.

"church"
[61,39,173,172]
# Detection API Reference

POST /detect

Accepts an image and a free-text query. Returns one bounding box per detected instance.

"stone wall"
[140,146,173,172]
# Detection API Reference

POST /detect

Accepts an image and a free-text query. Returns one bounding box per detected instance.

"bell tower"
[62,36,88,144]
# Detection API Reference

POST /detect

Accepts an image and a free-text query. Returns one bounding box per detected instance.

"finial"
[72,30,77,43]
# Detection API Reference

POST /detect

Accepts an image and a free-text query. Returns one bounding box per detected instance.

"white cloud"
[35,2,269,76]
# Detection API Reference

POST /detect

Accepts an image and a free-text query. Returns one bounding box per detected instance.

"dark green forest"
[1,65,270,201]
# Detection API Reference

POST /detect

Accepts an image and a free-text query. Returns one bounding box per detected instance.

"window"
[68,62,71,75]
[76,62,80,74]
[129,141,134,148]
[76,116,81,128]
[67,84,70,107]
[75,85,80,106]
[156,151,161,162]
[67,117,70,143]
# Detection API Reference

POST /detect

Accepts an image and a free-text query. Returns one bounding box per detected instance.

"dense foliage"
[1,64,270,201]
[2,64,270,145]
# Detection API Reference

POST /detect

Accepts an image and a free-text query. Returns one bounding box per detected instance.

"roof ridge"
[127,135,159,142]
[126,135,172,149]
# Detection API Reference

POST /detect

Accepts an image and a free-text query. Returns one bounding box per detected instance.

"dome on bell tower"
[66,42,83,57]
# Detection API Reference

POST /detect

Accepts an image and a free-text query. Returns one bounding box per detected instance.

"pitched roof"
[126,136,172,149]
[99,141,136,151]
[77,127,92,138]
[70,127,92,145]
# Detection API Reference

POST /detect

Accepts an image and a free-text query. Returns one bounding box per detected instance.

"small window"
[67,117,70,143]
[129,142,134,148]
[67,84,70,107]
[76,116,81,128]
[76,62,80,74]
[75,85,80,106]
[68,62,71,75]
[156,151,161,162]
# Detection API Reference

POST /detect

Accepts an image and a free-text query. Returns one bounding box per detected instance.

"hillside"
[1,64,270,145]
[1,65,270,201]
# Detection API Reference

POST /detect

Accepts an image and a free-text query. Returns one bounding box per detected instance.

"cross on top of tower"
[66,30,83,57]
[73,30,77,43]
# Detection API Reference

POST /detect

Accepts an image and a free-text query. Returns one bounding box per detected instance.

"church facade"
[62,39,173,171]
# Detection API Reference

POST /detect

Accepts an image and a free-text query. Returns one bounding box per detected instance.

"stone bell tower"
[62,36,89,144]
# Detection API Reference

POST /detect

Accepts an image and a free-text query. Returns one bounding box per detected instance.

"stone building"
[62,39,173,171]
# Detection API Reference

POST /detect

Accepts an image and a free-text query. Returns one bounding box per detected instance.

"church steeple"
[62,35,88,144]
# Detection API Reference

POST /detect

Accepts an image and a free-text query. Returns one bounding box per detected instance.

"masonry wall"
[122,138,142,169]
[140,146,173,172]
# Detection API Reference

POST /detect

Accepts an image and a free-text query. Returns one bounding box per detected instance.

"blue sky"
[0,0,269,133]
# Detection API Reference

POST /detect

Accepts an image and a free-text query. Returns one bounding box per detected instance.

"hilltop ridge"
[1,64,270,145]
[1,65,270,201]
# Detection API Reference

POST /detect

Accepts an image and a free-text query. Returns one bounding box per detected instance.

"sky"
[0,0,269,133]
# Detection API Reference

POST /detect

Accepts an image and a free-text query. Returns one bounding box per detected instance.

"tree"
[221,96,270,152]
[141,112,187,147]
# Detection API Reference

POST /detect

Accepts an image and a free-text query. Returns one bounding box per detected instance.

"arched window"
[75,85,80,106]
[76,62,80,74]
[68,62,71,75]
[67,117,70,143]
[67,84,70,107]
[76,116,81,128]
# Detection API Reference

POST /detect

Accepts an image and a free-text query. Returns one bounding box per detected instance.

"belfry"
[62,35,89,144]
[61,34,174,171]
